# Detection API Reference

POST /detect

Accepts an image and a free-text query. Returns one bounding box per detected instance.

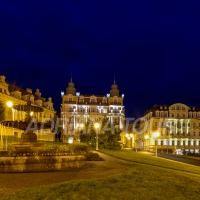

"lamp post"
[7,101,14,120]
[6,101,14,150]
[94,122,101,151]
[152,132,160,157]
[125,133,134,148]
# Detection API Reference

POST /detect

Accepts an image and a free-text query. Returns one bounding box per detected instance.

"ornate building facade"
[61,79,125,143]
[0,75,56,141]
[138,103,200,154]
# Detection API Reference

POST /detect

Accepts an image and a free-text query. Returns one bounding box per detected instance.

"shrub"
[40,142,89,153]
[68,143,90,153]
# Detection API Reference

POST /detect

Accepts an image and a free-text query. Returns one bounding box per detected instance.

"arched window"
[68,98,72,102]
[79,98,84,103]
[114,99,118,104]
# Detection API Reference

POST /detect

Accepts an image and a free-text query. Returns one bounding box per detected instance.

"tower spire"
[71,72,73,82]
[114,74,116,84]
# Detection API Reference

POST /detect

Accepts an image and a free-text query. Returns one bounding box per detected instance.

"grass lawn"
[100,149,200,175]
[2,150,200,200]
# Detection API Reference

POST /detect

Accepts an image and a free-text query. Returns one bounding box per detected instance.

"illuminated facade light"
[61,91,64,97]
[152,132,160,138]
[94,122,101,130]
[122,94,125,98]
[6,101,13,108]
[76,92,80,96]
[68,137,73,144]
[145,135,149,139]
[106,93,110,98]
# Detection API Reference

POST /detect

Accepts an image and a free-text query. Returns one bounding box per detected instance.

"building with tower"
[60,78,125,144]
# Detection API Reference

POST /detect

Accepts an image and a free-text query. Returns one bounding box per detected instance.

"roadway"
[139,151,200,166]
[158,153,200,167]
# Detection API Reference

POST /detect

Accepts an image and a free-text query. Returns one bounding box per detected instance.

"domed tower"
[66,78,76,95]
[110,79,120,97]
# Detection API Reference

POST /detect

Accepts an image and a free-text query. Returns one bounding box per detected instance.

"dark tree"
[79,118,121,150]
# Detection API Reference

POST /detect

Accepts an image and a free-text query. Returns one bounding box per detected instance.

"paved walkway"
[0,152,131,196]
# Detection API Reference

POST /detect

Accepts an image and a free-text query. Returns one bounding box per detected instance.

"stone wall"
[0,155,85,173]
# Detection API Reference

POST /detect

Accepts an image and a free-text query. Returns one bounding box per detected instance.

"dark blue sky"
[1,1,200,117]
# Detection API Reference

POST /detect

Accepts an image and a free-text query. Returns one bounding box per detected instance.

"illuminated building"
[61,78,125,143]
[0,75,56,141]
[139,103,200,154]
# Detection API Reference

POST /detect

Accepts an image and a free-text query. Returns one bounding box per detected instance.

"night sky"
[1,1,200,117]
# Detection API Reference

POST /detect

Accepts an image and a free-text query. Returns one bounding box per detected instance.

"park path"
[0,152,131,196]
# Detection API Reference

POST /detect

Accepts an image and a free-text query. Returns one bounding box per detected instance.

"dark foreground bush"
[85,152,104,161]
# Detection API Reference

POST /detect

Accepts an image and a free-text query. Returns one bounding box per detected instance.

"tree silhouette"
[80,117,121,150]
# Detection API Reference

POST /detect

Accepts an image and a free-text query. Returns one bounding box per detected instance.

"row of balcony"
[63,101,122,106]
[61,110,123,114]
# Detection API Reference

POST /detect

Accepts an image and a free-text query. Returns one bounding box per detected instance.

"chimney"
[0,75,6,82]
[26,88,32,94]
[48,97,52,102]
[35,88,41,97]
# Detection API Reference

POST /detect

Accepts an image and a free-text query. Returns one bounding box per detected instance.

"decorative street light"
[125,133,134,148]
[94,122,101,151]
[152,132,160,157]
[6,101,13,108]
[6,101,14,150]
[6,101,14,121]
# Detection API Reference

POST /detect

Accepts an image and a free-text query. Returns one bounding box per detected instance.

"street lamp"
[6,101,13,108]
[6,101,14,151]
[94,122,101,151]
[152,132,160,157]
[6,101,14,121]
[125,133,134,148]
